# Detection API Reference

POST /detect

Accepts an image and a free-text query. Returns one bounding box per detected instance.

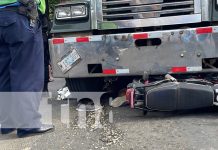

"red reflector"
[196,27,213,34]
[133,33,148,39]
[76,37,89,42]
[171,67,187,73]
[53,38,64,44]
[103,69,116,75]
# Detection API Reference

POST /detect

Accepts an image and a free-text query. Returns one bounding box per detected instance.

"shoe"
[1,128,16,134]
[17,124,54,138]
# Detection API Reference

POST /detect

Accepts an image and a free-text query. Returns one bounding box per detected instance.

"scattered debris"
[57,87,71,100]
[72,105,124,147]
[99,122,123,145]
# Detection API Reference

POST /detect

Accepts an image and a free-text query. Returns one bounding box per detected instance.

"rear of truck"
[49,0,218,91]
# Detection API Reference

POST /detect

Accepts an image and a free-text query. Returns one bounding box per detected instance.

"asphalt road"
[1,79,218,150]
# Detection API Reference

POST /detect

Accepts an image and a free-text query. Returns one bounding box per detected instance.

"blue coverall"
[0,9,44,128]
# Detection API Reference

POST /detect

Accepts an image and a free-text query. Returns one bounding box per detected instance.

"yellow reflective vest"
[37,0,46,14]
[0,0,46,14]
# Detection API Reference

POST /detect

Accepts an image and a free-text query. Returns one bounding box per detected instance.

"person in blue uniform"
[0,0,54,138]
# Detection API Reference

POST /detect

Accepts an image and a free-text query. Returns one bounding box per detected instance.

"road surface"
[1,79,218,150]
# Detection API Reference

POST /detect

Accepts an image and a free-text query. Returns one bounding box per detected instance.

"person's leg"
[0,43,14,130]
[0,40,11,92]
[43,67,49,92]
[43,39,49,92]
[5,12,44,128]
[8,16,44,92]
[0,12,14,130]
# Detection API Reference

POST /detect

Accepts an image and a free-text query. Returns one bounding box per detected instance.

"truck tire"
[65,78,104,92]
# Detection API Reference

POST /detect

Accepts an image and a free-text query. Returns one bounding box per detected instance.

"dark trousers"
[39,13,50,92]
[0,11,44,128]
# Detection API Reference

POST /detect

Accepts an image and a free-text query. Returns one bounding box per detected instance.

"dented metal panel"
[49,26,218,78]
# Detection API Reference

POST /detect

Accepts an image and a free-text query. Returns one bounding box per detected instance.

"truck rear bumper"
[49,26,218,78]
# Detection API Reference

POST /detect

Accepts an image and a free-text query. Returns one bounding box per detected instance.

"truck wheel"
[65,78,104,92]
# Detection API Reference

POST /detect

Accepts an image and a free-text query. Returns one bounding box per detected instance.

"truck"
[49,0,218,99]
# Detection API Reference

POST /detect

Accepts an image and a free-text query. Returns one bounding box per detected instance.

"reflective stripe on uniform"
[38,0,46,14]
[0,0,46,14]
[0,0,17,6]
